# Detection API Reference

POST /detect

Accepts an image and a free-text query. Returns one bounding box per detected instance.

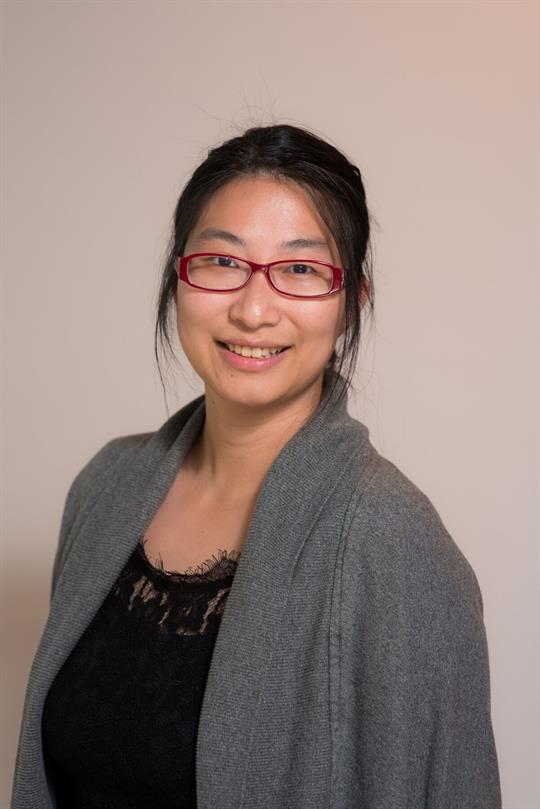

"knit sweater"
[12,368,502,808]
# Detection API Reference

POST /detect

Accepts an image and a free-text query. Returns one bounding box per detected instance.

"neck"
[191,376,325,497]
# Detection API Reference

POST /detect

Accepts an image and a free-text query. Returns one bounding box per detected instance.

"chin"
[212,367,326,412]
[214,379,289,409]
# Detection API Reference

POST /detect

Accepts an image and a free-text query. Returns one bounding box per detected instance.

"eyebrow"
[193,228,245,247]
[192,228,330,253]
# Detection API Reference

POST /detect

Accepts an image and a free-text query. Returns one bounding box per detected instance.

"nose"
[228,267,281,331]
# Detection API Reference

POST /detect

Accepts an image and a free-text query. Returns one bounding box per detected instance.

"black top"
[42,540,241,809]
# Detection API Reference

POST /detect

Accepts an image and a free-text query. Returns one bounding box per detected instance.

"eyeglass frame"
[177,252,346,299]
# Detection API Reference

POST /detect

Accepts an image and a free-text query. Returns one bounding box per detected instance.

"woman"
[12,124,501,808]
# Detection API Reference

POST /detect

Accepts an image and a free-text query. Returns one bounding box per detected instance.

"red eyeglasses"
[177,253,345,299]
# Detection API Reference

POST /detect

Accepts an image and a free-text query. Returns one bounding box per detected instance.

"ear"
[338,279,370,336]
[359,278,370,311]
[336,279,370,340]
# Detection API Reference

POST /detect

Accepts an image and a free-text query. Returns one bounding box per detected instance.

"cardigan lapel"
[195,371,372,808]
[42,394,207,682]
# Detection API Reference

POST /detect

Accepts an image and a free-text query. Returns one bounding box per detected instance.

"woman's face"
[176,175,346,411]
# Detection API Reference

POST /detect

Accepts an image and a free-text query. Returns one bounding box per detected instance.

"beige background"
[1,1,537,807]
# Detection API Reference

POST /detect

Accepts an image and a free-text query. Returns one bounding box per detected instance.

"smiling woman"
[12,124,501,809]
[175,176,348,413]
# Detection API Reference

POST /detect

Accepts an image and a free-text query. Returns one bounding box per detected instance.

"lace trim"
[110,540,241,636]
[138,538,241,582]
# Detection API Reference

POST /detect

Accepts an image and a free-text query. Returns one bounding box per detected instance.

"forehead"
[189,175,337,255]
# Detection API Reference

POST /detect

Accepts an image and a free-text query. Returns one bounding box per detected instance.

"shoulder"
[338,452,491,714]
[343,451,484,617]
[61,395,205,529]
[335,449,500,804]
[51,431,154,596]
[69,432,153,502]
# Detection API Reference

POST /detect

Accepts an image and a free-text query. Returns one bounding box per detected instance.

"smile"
[223,342,287,359]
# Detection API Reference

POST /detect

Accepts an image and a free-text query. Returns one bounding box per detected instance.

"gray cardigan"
[12,371,502,808]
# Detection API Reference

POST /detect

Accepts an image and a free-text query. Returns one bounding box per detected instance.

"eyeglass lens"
[187,255,334,296]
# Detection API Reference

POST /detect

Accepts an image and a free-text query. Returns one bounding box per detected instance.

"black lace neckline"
[108,540,241,636]
[136,539,241,585]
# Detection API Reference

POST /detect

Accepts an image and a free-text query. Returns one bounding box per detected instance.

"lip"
[218,339,290,350]
[216,341,291,371]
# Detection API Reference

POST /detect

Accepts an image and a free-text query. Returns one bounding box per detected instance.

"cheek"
[176,287,204,331]
[175,289,201,352]
[295,300,344,345]
[175,288,225,349]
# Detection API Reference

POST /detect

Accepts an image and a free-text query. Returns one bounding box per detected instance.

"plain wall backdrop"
[1,1,537,807]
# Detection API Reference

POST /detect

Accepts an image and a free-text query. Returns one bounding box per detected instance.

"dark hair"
[155,123,375,407]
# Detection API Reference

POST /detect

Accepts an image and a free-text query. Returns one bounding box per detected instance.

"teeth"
[225,343,284,358]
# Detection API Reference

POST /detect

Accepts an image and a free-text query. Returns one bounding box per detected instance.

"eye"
[214,255,238,268]
[283,262,327,276]
[288,263,315,275]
